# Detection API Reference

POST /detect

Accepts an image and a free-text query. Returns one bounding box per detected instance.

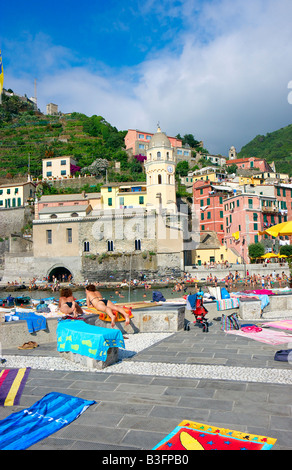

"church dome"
[148,126,171,149]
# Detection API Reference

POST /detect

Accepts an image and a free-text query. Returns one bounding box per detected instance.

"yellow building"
[0,181,36,208]
[190,167,228,184]
[101,182,147,210]
[192,232,240,265]
[144,126,176,209]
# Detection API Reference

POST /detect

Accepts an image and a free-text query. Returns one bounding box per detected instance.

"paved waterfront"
[0,319,291,451]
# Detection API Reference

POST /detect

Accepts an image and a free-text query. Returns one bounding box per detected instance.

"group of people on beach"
[58,284,131,328]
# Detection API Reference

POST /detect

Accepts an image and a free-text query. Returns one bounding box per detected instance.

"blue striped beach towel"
[0,392,95,450]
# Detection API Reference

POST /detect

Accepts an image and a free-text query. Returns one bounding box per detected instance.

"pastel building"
[42,156,77,180]
[0,181,36,209]
[101,183,147,210]
[224,193,263,262]
[225,157,273,173]
[193,180,232,244]
[124,128,192,164]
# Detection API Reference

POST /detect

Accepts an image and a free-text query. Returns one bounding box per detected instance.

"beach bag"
[221,313,240,331]
[274,349,292,362]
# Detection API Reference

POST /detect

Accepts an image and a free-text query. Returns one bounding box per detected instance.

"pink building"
[224,193,264,261]
[125,129,182,156]
[225,157,273,173]
[193,180,230,244]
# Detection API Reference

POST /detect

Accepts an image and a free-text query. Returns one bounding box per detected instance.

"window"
[254,235,258,243]
[201,225,205,231]
[61,170,66,176]
[17,198,21,207]
[157,151,161,160]
[139,144,145,149]
[108,198,112,206]
[158,175,162,184]
[220,211,223,218]
[201,213,204,220]
[139,196,144,205]
[107,240,114,252]
[253,213,258,221]
[135,239,141,250]
[200,199,204,207]
[67,228,72,243]
[46,230,52,244]
[146,135,151,140]
[46,172,52,177]
[254,223,258,230]
[138,134,144,139]
[166,152,169,160]
[207,212,211,219]
[7,189,10,195]
[12,198,16,207]
[248,198,253,208]
[207,198,210,205]
[237,200,240,207]
[200,189,203,195]
[61,160,66,166]
[46,161,52,167]
[15,188,19,194]
[0,190,2,195]
[84,241,90,252]
[119,197,124,206]
[219,197,223,204]
[108,187,112,192]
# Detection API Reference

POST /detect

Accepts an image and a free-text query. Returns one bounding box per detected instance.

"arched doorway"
[48,266,72,282]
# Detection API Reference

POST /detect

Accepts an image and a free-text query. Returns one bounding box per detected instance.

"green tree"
[248,242,265,260]
[176,160,189,177]
[279,245,292,257]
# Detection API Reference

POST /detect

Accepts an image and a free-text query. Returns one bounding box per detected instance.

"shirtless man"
[85,284,130,328]
[59,288,83,318]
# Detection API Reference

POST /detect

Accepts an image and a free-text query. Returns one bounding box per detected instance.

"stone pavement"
[0,319,292,451]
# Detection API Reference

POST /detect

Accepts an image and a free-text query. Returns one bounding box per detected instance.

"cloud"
[3,0,292,155]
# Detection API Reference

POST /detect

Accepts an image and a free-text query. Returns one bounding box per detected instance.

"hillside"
[0,91,205,185]
[238,123,292,175]
[0,92,141,182]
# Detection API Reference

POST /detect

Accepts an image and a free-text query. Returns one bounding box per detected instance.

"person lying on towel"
[85,284,130,328]
[59,288,83,318]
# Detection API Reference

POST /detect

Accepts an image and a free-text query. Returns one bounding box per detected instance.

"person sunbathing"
[59,288,83,318]
[85,284,130,328]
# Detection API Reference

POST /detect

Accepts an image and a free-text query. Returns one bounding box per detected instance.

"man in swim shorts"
[85,284,130,328]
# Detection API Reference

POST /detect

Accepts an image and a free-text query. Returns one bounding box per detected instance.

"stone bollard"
[239,300,262,320]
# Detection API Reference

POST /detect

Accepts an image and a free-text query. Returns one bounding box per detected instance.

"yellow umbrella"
[259,221,292,237]
[278,254,288,258]
[261,253,279,259]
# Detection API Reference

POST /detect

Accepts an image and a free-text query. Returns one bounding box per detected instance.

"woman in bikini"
[85,284,130,328]
[59,288,83,318]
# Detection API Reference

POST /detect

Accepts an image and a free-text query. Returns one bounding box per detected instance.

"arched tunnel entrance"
[48,267,72,282]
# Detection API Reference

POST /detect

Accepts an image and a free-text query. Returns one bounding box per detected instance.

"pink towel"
[226,328,292,344]
[262,320,292,331]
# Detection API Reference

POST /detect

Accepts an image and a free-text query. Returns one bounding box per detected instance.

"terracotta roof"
[226,157,262,164]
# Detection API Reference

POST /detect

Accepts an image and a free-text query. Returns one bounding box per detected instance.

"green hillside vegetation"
[0,92,144,181]
[238,123,292,175]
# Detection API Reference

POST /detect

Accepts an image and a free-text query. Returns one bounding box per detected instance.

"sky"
[1,0,292,155]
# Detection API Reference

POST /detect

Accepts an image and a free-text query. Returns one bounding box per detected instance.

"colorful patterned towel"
[216,298,239,311]
[263,320,292,331]
[57,319,125,361]
[227,328,292,345]
[0,392,95,450]
[0,368,31,406]
[153,420,276,450]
